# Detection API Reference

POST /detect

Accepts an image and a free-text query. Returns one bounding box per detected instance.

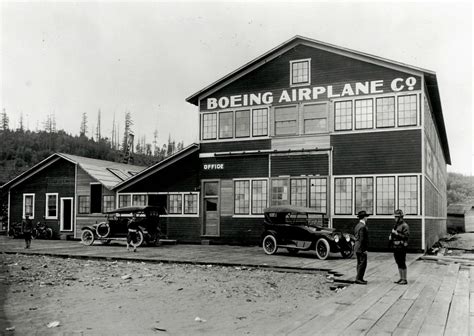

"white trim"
[7,191,11,232]
[22,193,35,219]
[74,164,78,239]
[45,193,59,220]
[233,215,265,219]
[290,58,311,87]
[421,87,426,250]
[60,197,74,232]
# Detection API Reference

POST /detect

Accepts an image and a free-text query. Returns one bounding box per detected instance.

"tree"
[1,108,9,131]
[447,172,474,205]
[96,109,102,141]
[121,111,133,152]
[80,113,88,137]
[43,114,56,133]
[18,113,24,132]
[166,134,175,156]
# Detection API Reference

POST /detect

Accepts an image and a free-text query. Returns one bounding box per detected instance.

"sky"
[1,1,472,174]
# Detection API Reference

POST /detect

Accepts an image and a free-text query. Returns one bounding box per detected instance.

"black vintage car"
[261,205,355,260]
[80,206,162,247]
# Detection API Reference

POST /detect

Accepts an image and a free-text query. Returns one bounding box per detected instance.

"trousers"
[356,252,367,281]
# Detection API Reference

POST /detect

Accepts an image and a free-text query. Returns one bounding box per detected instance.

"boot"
[394,268,403,283]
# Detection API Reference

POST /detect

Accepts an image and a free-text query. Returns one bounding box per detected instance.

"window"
[274,106,297,135]
[132,194,147,206]
[303,103,327,133]
[310,178,327,213]
[290,179,307,207]
[45,193,58,219]
[118,194,131,208]
[252,180,267,214]
[103,195,115,213]
[219,111,233,139]
[376,177,395,215]
[335,101,352,131]
[90,184,102,213]
[234,180,250,214]
[168,194,182,214]
[235,110,250,137]
[271,179,289,206]
[252,108,268,136]
[202,113,217,140]
[355,99,373,130]
[376,97,395,128]
[290,59,310,85]
[23,194,35,219]
[398,176,418,215]
[335,178,352,214]
[398,95,417,126]
[78,196,90,214]
[355,177,374,214]
[184,194,198,214]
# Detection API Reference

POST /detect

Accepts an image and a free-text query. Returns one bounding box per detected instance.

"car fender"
[261,230,278,242]
[81,225,97,232]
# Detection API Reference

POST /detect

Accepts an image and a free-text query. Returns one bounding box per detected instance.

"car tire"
[315,238,330,260]
[262,235,278,255]
[81,229,95,246]
[131,230,144,247]
[287,247,299,255]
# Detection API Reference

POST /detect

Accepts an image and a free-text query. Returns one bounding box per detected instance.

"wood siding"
[163,217,201,243]
[271,135,330,151]
[200,44,421,111]
[271,154,329,176]
[218,216,262,245]
[333,218,422,251]
[425,218,447,250]
[331,130,422,175]
[200,139,271,153]
[9,159,75,236]
[201,155,269,179]
[220,179,234,216]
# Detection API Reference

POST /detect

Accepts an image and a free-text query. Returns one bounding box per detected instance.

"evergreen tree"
[80,112,88,137]
[96,109,102,141]
[18,113,24,132]
[1,108,9,131]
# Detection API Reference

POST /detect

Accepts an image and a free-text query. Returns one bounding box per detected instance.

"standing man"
[390,209,410,285]
[354,210,369,285]
[126,213,139,252]
[22,215,34,249]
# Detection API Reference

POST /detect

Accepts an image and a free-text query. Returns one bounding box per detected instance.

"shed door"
[203,181,219,236]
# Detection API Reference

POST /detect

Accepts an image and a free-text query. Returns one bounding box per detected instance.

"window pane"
[252,108,268,136]
[118,195,131,208]
[355,99,373,129]
[103,195,115,213]
[335,101,352,131]
[234,180,250,214]
[133,195,147,206]
[219,111,233,138]
[275,106,297,135]
[291,60,310,84]
[290,179,307,207]
[235,110,250,137]
[204,182,219,196]
[355,177,373,214]
[376,97,395,128]
[398,95,417,126]
[202,113,217,139]
[79,196,90,214]
[271,179,289,206]
[169,194,182,214]
[24,195,34,217]
[398,176,418,215]
[252,180,267,214]
[310,178,327,213]
[184,194,198,214]
[376,177,395,215]
[335,178,352,214]
[47,194,57,217]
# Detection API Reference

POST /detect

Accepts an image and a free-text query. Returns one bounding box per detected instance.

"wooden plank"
[365,299,415,335]
[445,269,470,336]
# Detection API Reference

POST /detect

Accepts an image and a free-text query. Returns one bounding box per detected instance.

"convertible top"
[103,206,163,214]
[264,205,326,215]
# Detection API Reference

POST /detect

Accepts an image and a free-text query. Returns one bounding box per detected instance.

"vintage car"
[261,205,355,260]
[80,206,162,247]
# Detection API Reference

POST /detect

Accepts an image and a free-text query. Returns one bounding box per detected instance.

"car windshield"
[307,213,324,227]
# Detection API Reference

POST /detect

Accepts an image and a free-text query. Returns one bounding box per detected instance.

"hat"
[357,210,370,219]
[394,209,404,217]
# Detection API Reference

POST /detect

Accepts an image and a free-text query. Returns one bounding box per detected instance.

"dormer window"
[290,59,311,86]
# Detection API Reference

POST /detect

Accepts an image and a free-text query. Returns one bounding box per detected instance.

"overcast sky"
[1,1,472,174]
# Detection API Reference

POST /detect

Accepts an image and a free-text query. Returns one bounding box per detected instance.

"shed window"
[252,108,268,136]
[275,106,297,135]
[303,103,327,134]
[398,95,417,126]
[23,194,35,219]
[45,193,58,219]
[355,99,373,130]
[355,177,374,215]
[398,176,418,215]
[132,194,147,206]
[235,110,250,137]
[78,196,90,214]
[168,194,182,214]
[219,111,233,139]
[118,194,131,208]
[103,195,115,213]
[202,113,217,140]
[376,97,395,128]
[310,178,327,213]
[290,59,310,85]
[376,177,395,215]
[184,194,198,214]
[335,101,352,131]
[335,178,352,215]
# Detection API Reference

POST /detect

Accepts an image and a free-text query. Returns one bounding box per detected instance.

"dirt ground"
[0,253,335,335]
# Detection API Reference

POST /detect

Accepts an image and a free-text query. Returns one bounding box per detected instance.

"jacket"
[354,221,369,253]
[391,220,409,248]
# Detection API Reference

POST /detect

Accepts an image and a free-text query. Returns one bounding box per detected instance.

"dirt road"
[1,253,334,335]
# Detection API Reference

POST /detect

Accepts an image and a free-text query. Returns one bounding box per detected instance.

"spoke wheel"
[315,238,330,260]
[81,229,95,246]
[131,231,144,247]
[262,235,278,255]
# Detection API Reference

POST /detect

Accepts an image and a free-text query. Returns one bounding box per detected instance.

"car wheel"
[315,238,330,260]
[131,230,144,247]
[262,235,278,255]
[287,247,299,255]
[96,222,110,238]
[81,229,95,246]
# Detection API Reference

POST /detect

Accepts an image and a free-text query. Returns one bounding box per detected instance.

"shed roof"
[186,35,450,164]
[447,204,474,215]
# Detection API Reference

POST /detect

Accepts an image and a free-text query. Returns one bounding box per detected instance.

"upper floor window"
[398,95,417,127]
[202,113,217,140]
[275,105,298,135]
[334,101,352,131]
[290,59,310,86]
[355,99,373,130]
[235,110,250,138]
[303,103,327,134]
[376,97,395,128]
[219,111,233,139]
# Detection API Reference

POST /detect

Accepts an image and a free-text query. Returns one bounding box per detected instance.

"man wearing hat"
[354,210,369,285]
[390,209,410,285]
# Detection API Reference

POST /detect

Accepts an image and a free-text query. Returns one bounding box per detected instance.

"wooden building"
[2,153,144,239]
[120,35,450,251]
[447,204,474,233]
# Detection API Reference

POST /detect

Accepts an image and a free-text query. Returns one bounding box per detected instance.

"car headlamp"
[333,234,340,243]
[344,234,351,242]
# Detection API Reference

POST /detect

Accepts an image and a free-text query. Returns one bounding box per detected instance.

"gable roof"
[113,143,200,191]
[185,35,450,164]
[447,204,474,215]
[1,153,145,190]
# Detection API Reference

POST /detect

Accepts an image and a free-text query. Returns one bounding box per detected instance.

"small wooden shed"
[447,204,474,233]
